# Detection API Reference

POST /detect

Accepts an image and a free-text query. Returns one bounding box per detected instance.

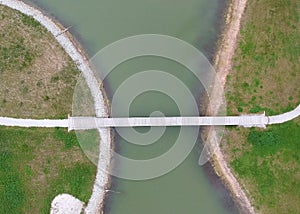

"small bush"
[21,14,40,28]
[54,128,78,149]
[250,105,262,113]
[248,130,279,147]
[237,106,243,112]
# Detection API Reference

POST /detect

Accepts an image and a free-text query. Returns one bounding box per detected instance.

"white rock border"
[0,1,112,213]
[50,194,84,214]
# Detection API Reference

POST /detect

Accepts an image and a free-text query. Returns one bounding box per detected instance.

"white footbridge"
[0,104,299,130]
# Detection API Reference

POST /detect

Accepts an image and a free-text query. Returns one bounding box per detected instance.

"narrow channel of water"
[26,0,238,213]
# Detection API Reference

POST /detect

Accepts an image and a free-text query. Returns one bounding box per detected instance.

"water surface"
[25,0,238,213]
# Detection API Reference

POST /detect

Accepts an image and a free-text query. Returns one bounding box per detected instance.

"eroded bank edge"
[206,0,256,213]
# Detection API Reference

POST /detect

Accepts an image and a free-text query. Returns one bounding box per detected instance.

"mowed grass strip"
[0,5,78,119]
[223,0,300,213]
[0,5,97,214]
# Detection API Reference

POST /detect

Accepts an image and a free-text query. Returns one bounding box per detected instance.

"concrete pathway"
[269,104,300,124]
[0,117,68,128]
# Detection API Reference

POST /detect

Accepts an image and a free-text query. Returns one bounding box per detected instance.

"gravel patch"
[50,194,84,214]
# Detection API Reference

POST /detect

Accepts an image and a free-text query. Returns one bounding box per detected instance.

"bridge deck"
[69,114,268,130]
[0,105,299,130]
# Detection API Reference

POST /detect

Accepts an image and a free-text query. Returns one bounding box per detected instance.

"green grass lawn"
[0,5,97,214]
[223,0,300,213]
[230,121,300,213]
[0,127,96,214]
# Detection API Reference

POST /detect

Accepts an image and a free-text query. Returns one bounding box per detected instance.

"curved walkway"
[1,104,299,129]
[269,104,300,124]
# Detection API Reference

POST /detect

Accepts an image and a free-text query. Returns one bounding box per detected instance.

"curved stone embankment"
[0,0,111,213]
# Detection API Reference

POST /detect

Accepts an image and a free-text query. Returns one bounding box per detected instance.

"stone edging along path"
[0,0,111,213]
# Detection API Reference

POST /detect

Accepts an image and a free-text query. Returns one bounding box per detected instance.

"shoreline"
[0,0,112,213]
[207,0,256,213]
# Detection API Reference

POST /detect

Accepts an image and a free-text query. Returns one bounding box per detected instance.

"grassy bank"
[0,5,96,213]
[223,0,300,213]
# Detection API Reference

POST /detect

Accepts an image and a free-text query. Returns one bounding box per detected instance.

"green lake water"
[26,0,238,213]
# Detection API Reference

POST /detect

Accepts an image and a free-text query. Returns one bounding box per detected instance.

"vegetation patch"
[223,0,300,213]
[0,127,96,214]
[230,122,300,213]
[0,5,78,119]
[0,5,97,213]
[54,128,79,149]
[0,148,24,213]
